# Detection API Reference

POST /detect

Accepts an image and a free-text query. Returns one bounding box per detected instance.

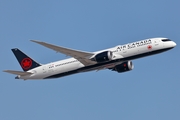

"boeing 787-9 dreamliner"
[4,38,176,80]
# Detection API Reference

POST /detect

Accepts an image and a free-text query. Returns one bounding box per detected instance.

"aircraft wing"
[31,40,96,66]
[3,70,33,76]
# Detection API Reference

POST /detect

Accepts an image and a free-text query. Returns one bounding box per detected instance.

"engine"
[112,61,134,73]
[91,51,113,63]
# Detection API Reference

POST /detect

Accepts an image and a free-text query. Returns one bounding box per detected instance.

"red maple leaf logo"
[147,45,152,50]
[21,58,32,70]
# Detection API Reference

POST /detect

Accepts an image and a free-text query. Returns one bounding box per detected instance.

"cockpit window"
[162,39,171,42]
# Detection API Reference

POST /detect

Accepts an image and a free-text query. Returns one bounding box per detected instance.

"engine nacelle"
[112,61,134,73]
[91,51,113,63]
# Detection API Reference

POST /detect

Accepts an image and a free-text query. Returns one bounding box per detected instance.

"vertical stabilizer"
[12,48,41,71]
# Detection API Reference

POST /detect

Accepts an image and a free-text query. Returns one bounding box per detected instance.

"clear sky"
[1,0,180,120]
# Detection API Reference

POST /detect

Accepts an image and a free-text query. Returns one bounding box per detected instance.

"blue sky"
[1,0,180,120]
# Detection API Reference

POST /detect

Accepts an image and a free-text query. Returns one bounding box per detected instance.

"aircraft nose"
[172,41,177,47]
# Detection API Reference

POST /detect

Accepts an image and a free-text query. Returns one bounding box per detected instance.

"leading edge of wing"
[30,40,96,66]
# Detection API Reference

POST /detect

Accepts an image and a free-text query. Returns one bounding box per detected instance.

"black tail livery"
[11,48,41,71]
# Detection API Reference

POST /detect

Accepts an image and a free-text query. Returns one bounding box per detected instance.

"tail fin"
[12,48,41,71]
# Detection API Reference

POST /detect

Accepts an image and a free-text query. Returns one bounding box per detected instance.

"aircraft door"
[48,64,55,75]
[42,66,47,73]
[153,39,162,50]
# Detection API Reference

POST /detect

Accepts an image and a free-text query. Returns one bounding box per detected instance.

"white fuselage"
[18,38,176,80]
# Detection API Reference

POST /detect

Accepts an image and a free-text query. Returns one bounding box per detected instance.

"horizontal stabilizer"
[3,70,33,76]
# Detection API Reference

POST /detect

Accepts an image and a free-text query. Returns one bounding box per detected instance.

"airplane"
[3,37,176,80]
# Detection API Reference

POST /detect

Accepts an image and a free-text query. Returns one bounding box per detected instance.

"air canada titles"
[116,39,152,51]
